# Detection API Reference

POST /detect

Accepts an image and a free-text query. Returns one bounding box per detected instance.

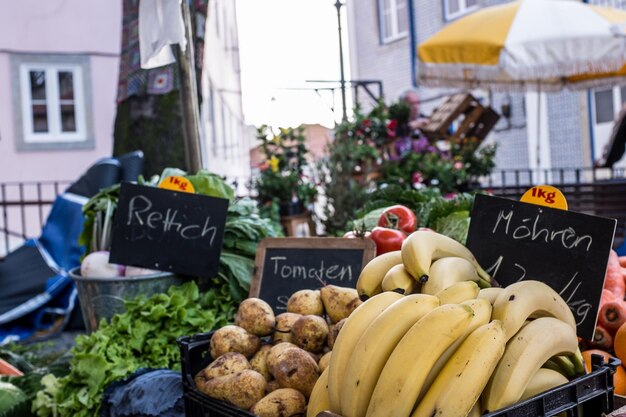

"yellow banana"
[417,298,492,403]
[400,230,490,282]
[520,368,569,402]
[307,367,330,417]
[327,291,403,413]
[482,317,579,412]
[477,287,504,305]
[341,294,440,417]
[434,280,480,305]
[381,264,418,295]
[467,402,482,417]
[421,256,478,295]
[491,280,577,341]
[356,251,403,300]
[412,321,507,417]
[365,304,474,417]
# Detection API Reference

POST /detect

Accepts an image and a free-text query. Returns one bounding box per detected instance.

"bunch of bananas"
[307,230,583,417]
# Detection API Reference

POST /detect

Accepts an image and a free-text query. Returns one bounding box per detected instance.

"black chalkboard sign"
[250,238,376,313]
[109,182,229,277]
[466,194,617,339]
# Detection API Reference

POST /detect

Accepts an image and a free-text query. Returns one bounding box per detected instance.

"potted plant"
[254,125,318,218]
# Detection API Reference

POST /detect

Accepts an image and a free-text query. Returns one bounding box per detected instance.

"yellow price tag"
[158,176,195,193]
[520,185,568,210]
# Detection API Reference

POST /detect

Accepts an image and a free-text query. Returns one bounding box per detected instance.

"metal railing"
[476,166,626,188]
[0,181,71,256]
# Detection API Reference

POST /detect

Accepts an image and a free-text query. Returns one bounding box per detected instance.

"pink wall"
[0,0,122,183]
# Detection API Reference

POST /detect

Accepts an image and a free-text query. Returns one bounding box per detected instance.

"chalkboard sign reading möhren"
[466,194,616,339]
[110,182,229,277]
[250,238,376,313]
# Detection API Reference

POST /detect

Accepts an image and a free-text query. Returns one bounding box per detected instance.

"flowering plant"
[254,125,318,214]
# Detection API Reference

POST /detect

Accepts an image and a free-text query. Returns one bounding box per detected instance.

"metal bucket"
[69,267,192,333]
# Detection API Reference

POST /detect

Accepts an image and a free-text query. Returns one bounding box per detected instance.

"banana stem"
[477,277,492,289]
[572,348,586,376]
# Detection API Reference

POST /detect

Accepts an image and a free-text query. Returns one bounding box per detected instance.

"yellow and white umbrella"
[418,0,626,91]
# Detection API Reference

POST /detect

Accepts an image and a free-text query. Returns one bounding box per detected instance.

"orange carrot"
[0,358,23,376]
[599,300,626,334]
[592,324,614,351]
[604,250,625,299]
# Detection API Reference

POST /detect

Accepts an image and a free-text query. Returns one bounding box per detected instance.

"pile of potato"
[193,284,361,417]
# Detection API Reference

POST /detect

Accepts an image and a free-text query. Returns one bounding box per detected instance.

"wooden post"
[178,0,203,172]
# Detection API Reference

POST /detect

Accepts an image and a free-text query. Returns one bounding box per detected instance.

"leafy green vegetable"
[434,211,471,245]
[33,282,235,417]
[0,382,28,417]
[185,170,234,202]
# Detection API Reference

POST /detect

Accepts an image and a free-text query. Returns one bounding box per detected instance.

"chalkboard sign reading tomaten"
[250,238,376,313]
[110,182,229,277]
[466,194,616,339]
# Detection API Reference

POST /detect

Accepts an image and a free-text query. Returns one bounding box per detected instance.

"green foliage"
[32,282,235,417]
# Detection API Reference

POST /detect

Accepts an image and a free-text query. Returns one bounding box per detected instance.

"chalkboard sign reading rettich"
[250,238,376,313]
[466,194,616,340]
[110,182,229,277]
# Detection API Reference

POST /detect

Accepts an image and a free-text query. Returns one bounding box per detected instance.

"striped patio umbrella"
[417,0,626,91]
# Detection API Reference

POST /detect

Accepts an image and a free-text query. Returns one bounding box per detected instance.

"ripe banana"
[400,230,490,282]
[307,367,330,417]
[467,402,482,417]
[520,368,569,402]
[356,251,403,300]
[365,304,474,417]
[327,291,404,413]
[421,256,479,295]
[381,264,418,295]
[482,317,579,412]
[434,280,480,305]
[412,321,507,417]
[341,294,440,417]
[477,287,504,305]
[491,280,577,341]
[417,298,492,403]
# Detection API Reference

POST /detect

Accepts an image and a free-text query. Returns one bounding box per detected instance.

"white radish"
[80,251,125,278]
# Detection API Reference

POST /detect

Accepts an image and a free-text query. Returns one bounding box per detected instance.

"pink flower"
[454,161,464,170]
[362,119,371,128]
[412,172,424,185]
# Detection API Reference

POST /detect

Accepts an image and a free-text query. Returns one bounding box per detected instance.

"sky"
[236,0,351,129]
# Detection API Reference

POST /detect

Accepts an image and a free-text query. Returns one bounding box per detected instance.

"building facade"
[0,0,122,183]
[201,0,251,193]
[346,0,622,182]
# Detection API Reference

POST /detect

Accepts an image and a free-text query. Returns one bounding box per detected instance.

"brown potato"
[272,312,301,344]
[267,342,298,376]
[210,325,261,359]
[318,351,331,373]
[291,315,329,353]
[194,352,250,388]
[235,298,276,337]
[286,290,324,316]
[250,388,306,417]
[249,344,272,381]
[198,369,267,410]
[328,318,346,349]
[272,347,320,398]
[265,380,280,394]
[320,285,361,323]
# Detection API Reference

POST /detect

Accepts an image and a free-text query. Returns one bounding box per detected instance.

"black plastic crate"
[483,354,619,417]
[178,332,620,417]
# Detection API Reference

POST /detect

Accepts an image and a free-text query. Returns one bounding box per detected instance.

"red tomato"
[377,205,417,234]
[370,227,406,256]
